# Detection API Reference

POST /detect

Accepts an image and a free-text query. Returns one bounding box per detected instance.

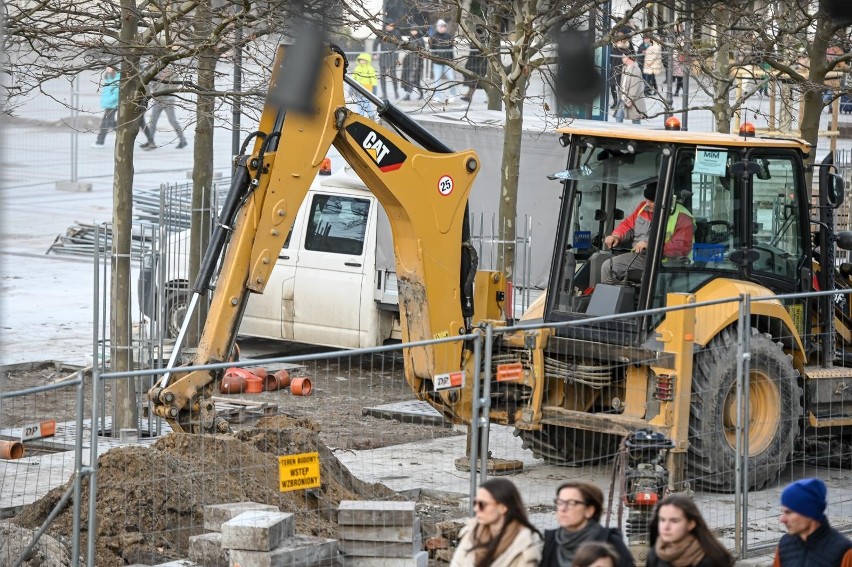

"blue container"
[693,243,725,262]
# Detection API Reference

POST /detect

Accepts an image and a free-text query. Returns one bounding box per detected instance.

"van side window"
[304,194,370,255]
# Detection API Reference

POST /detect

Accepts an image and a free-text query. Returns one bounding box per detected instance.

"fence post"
[87,228,102,567]
[479,324,495,487]
[70,371,86,566]
[734,293,752,559]
[468,330,483,513]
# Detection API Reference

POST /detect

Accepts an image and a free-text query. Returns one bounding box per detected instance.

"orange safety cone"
[290,377,312,396]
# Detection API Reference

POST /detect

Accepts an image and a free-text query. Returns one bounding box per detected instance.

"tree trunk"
[496,86,525,281]
[187,0,216,347]
[712,11,733,133]
[111,0,142,433]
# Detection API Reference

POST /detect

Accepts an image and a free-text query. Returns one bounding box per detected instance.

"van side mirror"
[836,231,852,250]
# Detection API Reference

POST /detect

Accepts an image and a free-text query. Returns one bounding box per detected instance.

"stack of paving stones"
[184,501,338,567]
[337,501,427,566]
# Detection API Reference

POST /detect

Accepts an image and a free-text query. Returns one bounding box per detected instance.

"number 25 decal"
[438,175,454,196]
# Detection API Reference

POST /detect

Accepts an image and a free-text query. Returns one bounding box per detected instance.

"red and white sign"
[434,371,465,391]
[437,175,454,196]
[21,419,56,441]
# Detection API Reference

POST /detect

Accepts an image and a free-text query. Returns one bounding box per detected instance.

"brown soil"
[2,353,467,566]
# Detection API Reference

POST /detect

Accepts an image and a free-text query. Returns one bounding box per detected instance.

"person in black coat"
[460,26,488,102]
[375,21,403,100]
[539,481,635,567]
[645,494,733,567]
[401,27,426,100]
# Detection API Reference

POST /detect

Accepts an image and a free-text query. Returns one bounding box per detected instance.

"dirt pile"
[14,415,396,566]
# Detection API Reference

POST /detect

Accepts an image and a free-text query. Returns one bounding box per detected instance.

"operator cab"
[544,126,811,347]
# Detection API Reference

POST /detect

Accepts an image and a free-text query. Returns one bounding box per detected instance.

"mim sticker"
[345,122,407,172]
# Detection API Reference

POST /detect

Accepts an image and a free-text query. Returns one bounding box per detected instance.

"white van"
[139,165,400,349]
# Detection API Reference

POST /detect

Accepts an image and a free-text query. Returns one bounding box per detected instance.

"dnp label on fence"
[278,452,321,492]
[21,419,56,441]
[434,371,465,391]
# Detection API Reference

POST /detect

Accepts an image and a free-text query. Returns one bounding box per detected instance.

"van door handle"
[281,255,290,260]
[345,261,362,267]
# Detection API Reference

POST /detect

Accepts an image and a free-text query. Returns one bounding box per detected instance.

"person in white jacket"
[643,39,665,95]
[451,478,543,567]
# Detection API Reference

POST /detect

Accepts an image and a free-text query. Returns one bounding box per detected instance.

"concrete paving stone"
[228,534,338,567]
[341,550,427,567]
[337,501,416,526]
[204,502,281,532]
[338,533,422,557]
[221,510,295,551]
[188,532,229,567]
[338,518,420,542]
[151,561,202,567]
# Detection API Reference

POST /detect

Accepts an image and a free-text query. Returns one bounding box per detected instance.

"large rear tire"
[689,327,801,491]
[515,425,621,466]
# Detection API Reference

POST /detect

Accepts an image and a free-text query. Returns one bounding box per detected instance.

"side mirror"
[835,230,852,250]
[826,172,845,209]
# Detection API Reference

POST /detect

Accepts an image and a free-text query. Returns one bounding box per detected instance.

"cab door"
[292,192,372,347]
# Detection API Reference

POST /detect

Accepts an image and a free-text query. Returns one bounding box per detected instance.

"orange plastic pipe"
[1,440,24,459]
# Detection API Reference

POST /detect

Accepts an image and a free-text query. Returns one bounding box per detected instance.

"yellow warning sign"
[278,452,321,492]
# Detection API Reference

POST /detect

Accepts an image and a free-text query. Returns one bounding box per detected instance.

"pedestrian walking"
[375,21,403,100]
[572,542,621,567]
[351,52,379,118]
[637,36,653,94]
[400,27,426,100]
[672,52,685,96]
[460,26,488,103]
[429,19,458,102]
[609,41,631,109]
[646,494,733,567]
[450,478,542,567]
[614,54,647,124]
[92,66,120,148]
[540,481,634,567]
[773,478,852,566]
[643,38,665,95]
[140,67,187,150]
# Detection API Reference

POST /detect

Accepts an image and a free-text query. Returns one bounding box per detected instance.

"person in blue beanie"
[773,478,852,566]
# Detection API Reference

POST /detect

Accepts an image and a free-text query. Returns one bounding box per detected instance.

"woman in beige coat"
[451,478,543,567]
[643,39,665,94]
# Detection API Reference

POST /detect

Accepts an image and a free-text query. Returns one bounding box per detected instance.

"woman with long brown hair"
[646,494,733,567]
[450,478,543,567]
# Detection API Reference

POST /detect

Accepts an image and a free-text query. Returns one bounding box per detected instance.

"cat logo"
[362,131,390,164]
[345,122,407,172]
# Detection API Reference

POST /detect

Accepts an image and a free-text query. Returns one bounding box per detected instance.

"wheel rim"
[723,369,782,455]
[167,296,188,338]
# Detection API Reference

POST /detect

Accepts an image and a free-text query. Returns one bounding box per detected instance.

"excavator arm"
[147,46,492,433]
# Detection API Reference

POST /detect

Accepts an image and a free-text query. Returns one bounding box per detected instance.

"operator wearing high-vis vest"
[601,181,694,285]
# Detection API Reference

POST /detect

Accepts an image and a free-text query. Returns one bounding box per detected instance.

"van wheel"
[164,284,189,339]
[688,327,800,491]
[515,425,620,466]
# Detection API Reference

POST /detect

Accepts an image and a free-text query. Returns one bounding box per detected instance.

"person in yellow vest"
[351,52,379,118]
[601,182,694,285]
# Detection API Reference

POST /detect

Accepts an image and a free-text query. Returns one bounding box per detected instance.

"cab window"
[304,194,370,255]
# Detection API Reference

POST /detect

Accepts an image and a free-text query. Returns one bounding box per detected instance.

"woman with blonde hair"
[646,494,733,567]
[451,478,543,567]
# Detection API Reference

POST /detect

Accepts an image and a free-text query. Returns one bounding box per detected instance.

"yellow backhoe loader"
[147,45,852,494]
